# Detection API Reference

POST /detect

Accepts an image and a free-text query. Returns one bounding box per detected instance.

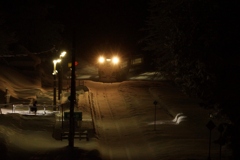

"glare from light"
[60,51,67,58]
[112,56,119,64]
[98,56,105,63]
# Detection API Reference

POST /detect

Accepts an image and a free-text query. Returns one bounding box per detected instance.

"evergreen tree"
[144,0,240,158]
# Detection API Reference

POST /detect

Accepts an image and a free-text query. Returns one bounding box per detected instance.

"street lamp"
[60,51,66,58]
[53,59,61,110]
[58,51,67,101]
[53,59,61,73]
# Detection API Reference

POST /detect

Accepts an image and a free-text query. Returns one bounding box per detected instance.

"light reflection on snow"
[129,72,166,80]
[148,112,187,125]
[140,72,156,76]
[76,75,92,79]
[130,76,149,80]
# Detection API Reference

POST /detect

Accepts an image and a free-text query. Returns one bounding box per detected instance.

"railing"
[0,103,60,115]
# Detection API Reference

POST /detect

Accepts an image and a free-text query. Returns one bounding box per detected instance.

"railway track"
[94,83,132,159]
[89,82,154,160]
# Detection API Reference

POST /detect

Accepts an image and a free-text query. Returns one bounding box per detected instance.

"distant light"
[112,56,119,64]
[98,56,105,63]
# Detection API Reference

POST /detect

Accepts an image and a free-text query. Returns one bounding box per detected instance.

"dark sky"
[0,0,149,61]
[54,0,149,59]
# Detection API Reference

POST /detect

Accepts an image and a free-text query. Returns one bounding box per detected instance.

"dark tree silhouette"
[144,0,240,158]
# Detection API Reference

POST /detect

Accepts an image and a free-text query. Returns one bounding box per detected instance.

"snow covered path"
[89,81,155,160]
[86,80,232,160]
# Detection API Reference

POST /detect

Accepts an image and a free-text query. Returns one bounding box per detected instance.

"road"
[87,81,156,160]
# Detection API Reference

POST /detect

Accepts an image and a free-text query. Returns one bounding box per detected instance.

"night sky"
[1,0,149,61]
[53,0,149,60]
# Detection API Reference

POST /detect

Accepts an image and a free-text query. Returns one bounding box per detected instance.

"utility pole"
[69,22,76,148]
[58,64,62,100]
[53,59,61,111]
[53,74,57,107]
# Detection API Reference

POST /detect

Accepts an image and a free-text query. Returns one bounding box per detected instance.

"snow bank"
[0,65,42,100]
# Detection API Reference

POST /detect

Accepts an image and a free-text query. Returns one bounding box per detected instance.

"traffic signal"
[68,61,78,68]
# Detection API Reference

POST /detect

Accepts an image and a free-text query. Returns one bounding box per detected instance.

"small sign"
[64,112,82,121]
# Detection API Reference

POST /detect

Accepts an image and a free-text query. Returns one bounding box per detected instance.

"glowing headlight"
[98,56,105,63]
[112,57,119,64]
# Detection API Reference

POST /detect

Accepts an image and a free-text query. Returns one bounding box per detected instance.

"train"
[96,54,144,82]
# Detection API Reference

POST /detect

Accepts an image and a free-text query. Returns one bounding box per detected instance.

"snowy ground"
[0,64,232,160]
[86,81,232,160]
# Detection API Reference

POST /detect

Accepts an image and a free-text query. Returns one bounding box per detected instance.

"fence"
[0,103,60,115]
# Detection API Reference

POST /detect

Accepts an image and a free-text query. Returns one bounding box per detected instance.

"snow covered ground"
[87,81,232,160]
[0,65,232,160]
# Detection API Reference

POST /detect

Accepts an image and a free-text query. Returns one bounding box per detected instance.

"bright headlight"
[98,56,105,63]
[112,57,119,64]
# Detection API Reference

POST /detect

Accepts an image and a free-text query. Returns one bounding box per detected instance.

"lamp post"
[58,51,67,101]
[53,59,61,110]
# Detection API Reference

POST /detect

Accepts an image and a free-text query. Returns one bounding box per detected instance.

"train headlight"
[98,56,105,63]
[112,56,119,64]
